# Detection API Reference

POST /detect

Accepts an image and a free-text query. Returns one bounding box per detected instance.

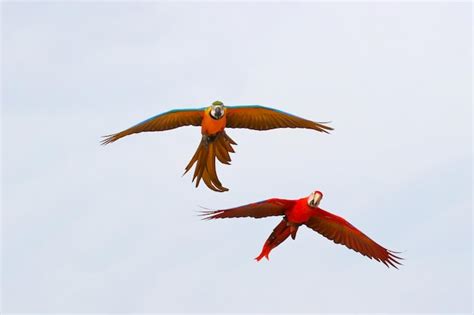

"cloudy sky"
[2,2,472,313]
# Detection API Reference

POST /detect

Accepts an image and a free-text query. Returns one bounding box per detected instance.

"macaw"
[102,101,332,192]
[202,190,402,268]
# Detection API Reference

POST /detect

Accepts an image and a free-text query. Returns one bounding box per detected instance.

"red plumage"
[202,190,402,268]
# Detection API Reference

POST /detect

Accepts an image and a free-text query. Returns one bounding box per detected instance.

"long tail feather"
[255,219,293,261]
[183,131,237,192]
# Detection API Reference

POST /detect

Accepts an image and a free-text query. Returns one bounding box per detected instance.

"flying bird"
[101,101,332,192]
[202,190,402,268]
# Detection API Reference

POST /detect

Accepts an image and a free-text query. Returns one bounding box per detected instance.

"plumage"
[102,101,332,192]
[226,105,333,133]
[183,131,235,192]
[255,219,291,261]
[101,108,203,145]
[203,190,402,268]
[304,209,401,268]
[201,198,294,219]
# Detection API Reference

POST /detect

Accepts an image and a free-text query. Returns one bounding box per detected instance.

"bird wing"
[305,208,402,268]
[201,198,295,219]
[225,105,333,133]
[101,108,204,145]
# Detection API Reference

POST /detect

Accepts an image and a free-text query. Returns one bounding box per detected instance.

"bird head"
[210,100,225,120]
[307,190,323,208]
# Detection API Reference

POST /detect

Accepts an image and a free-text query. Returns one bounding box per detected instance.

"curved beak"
[310,192,322,207]
[213,106,222,118]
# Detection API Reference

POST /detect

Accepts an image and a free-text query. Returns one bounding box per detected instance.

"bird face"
[307,191,323,208]
[210,101,225,120]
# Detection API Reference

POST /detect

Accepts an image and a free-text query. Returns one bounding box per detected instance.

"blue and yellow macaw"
[102,101,333,192]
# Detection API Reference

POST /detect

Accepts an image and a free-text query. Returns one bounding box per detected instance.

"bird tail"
[255,219,296,261]
[183,131,237,192]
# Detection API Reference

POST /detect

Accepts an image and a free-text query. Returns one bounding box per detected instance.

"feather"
[201,198,294,219]
[183,132,236,192]
[305,208,402,268]
[226,105,333,133]
[101,108,203,145]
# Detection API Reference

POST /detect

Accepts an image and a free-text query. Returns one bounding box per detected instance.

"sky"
[2,2,472,313]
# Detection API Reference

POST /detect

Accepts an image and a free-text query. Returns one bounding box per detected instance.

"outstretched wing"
[226,105,333,133]
[101,108,204,145]
[305,208,402,268]
[201,198,295,220]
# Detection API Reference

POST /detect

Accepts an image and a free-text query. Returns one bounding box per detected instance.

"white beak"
[308,192,323,207]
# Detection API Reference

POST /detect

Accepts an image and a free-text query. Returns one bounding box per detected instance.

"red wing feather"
[305,208,402,268]
[226,105,333,133]
[101,108,203,145]
[201,198,295,220]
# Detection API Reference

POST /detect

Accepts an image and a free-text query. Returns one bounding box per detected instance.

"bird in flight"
[101,101,332,192]
[201,190,402,268]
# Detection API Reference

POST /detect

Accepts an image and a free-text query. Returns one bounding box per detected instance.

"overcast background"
[2,2,472,313]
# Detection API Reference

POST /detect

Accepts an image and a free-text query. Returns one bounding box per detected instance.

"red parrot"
[202,190,402,268]
[102,101,332,192]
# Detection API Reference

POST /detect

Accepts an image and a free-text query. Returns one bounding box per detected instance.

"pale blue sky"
[2,2,472,313]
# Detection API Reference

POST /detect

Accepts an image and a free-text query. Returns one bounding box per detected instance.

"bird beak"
[214,106,222,118]
[311,193,322,206]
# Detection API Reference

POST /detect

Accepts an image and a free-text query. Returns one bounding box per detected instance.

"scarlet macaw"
[102,101,332,192]
[202,190,402,268]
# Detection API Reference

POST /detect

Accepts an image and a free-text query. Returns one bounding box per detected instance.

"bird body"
[201,106,226,135]
[102,101,332,192]
[202,190,402,268]
[285,197,315,223]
